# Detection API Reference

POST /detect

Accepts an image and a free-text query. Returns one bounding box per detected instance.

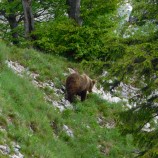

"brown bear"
[65,72,96,103]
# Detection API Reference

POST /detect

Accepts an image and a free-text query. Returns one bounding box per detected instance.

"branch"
[34,8,50,18]
[148,94,158,103]
[136,113,158,132]
[0,17,7,22]
[151,58,158,70]
[130,93,158,111]
[0,9,6,16]
[17,14,24,23]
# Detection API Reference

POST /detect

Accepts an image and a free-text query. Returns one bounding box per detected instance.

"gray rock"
[0,145,10,155]
[63,125,74,137]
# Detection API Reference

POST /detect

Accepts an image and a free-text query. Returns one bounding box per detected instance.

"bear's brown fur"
[65,72,96,103]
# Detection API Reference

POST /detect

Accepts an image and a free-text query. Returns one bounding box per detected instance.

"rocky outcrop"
[0,143,24,158]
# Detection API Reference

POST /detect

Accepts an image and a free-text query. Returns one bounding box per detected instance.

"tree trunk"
[7,14,19,45]
[4,0,19,45]
[66,0,82,26]
[22,0,35,40]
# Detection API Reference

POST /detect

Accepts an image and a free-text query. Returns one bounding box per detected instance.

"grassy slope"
[0,42,135,157]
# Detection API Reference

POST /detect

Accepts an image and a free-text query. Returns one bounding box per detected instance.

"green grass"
[0,67,75,158]
[61,95,135,158]
[0,41,136,157]
[7,45,78,85]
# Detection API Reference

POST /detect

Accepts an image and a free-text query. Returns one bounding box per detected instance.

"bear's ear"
[92,80,96,85]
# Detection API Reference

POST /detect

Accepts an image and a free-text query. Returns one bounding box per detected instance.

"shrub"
[34,17,123,62]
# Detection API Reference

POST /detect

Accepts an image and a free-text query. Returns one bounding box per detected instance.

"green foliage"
[34,18,103,60]
[32,0,119,61]
[0,0,24,43]
[131,0,158,26]
[34,15,122,63]
[105,32,158,147]
[81,0,118,26]
[102,1,158,156]
[0,0,66,44]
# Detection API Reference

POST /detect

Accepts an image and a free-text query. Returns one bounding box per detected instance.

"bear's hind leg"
[80,90,87,101]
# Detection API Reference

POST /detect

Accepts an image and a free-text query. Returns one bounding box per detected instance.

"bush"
[34,17,123,62]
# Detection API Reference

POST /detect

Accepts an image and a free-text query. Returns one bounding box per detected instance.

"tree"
[66,0,82,26]
[0,0,66,44]
[102,1,158,157]
[22,0,35,40]
[0,0,23,45]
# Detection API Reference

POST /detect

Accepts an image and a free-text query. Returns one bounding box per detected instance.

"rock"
[63,125,74,137]
[106,122,115,129]
[142,123,155,132]
[0,145,10,155]
[0,126,6,132]
[93,86,121,103]
[6,61,25,75]
[10,153,24,158]
[52,101,65,112]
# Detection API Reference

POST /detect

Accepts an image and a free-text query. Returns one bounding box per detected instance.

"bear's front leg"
[80,90,87,101]
[67,94,74,103]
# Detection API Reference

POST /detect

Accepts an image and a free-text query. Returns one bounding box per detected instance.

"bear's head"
[81,73,96,93]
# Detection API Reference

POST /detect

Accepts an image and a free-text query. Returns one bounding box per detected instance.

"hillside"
[0,42,136,158]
